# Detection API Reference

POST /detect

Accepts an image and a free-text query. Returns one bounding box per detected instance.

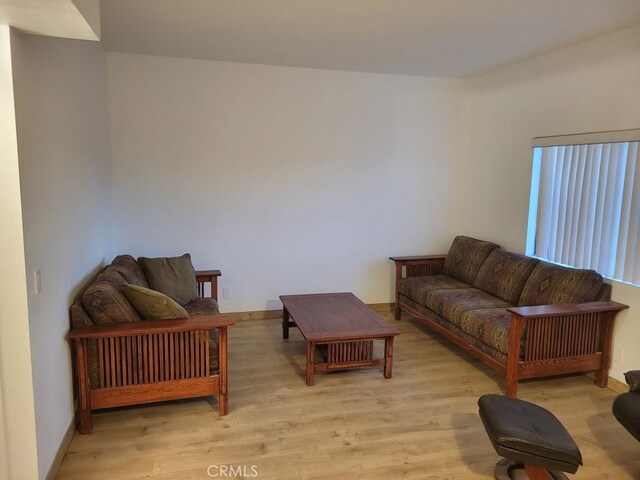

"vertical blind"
[530,134,640,285]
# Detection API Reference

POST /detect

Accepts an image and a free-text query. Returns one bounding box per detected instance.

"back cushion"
[82,267,142,324]
[442,236,500,284]
[518,261,604,306]
[473,250,539,304]
[111,255,149,288]
[138,253,199,305]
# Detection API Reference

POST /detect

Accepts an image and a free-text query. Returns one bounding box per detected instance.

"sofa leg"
[505,315,522,398]
[594,369,609,388]
[394,303,401,321]
[505,377,518,398]
[76,338,93,433]
[218,392,228,416]
[218,326,229,416]
[78,407,92,434]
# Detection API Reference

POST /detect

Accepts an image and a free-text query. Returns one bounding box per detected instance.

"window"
[526,130,640,285]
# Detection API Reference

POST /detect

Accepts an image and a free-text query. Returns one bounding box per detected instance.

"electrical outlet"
[222,287,231,299]
[34,269,42,294]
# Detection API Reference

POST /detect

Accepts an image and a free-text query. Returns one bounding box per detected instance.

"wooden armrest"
[195,270,221,278]
[508,301,628,319]
[68,315,235,340]
[390,255,447,282]
[389,255,447,263]
[195,270,222,300]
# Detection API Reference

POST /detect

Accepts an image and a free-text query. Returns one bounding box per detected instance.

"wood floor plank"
[56,312,640,479]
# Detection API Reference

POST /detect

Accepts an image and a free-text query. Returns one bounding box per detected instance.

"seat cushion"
[183,297,221,316]
[458,308,512,354]
[473,250,539,304]
[400,295,508,364]
[518,261,603,306]
[397,274,470,306]
[478,394,582,473]
[443,236,500,284]
[423,287,511,328]
[111,255,149,288]
[82,268,141,324]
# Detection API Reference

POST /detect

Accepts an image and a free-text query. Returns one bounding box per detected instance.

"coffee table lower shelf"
[304,339,393,385]
[315,340,381,373]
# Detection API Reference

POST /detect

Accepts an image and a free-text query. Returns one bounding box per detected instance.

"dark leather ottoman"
[478,394,582,480]
[612,370,640,442]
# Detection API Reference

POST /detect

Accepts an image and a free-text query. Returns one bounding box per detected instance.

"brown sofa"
[391,236,628,396]
[68,255,234,433]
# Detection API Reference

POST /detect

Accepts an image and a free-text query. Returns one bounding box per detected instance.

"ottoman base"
[495,458,569,480]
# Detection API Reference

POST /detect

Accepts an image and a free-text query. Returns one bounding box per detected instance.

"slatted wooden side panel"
[197,280,207,298]
[406,262,443,277]
[97,330,210,388]
[523,313,601,362]
[328,341,373,363]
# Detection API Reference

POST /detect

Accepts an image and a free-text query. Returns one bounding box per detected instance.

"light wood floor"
[56,311,639,480]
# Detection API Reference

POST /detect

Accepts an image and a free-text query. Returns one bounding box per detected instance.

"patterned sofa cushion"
[398,275,469,306]
[400,295,508,364]
[423,287,511,328]
[70,302,94,329]
[457,308,512,354]
[443,236,500,284]
[82,267,142,324]
[183,297,220,316]
[473,249,540,304]
[111,255,149,288]
[518,261,604,306]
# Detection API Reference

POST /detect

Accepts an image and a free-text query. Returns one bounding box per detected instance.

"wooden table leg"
[384,336,394,379]
[306,341,315,386]
[282,308,290,339]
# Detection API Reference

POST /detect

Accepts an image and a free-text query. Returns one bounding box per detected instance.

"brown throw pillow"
[122,284,188,320]
[138,253,199,305]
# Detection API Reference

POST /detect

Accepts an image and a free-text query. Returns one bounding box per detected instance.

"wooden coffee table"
[280,292,399,386]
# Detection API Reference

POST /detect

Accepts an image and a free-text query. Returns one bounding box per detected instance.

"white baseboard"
[45,418,75,480]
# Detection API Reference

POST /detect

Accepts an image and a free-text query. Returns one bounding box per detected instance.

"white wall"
[11,31,113,479]
[108,53,469,311]
[0,25,39,480]
[459,24,640,381]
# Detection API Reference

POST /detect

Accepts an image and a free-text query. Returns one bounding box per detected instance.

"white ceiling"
[100,0,640,78]
[0,0,99,40]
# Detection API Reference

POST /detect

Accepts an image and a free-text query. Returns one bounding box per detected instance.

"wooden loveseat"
[391,236,628,396]
[68,255,234,433]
